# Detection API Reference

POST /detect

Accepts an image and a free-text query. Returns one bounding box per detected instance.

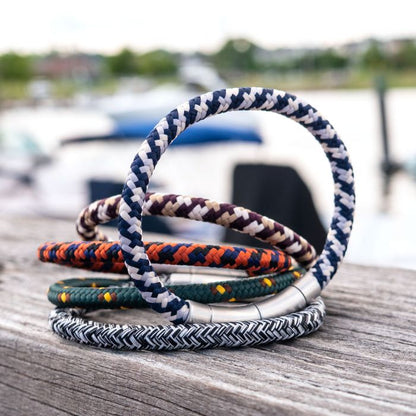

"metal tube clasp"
[186,272,321,323]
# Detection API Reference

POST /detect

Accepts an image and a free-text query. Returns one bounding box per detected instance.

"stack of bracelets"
[38,87,355,351]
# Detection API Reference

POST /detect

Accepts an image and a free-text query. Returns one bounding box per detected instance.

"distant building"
[35,53,104,81]
[341,37,416,58]
[254,46,321,66]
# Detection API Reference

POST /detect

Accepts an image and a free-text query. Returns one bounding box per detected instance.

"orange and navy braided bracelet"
[38,240,292,276]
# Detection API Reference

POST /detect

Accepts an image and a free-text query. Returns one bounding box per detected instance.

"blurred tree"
[392,40,416,69]
[211,39,259,72]
[361,42,388,69]
[296,49,348,71]
[0,52,33,80]
[314,49,348,69]
[107,48,139,76]
[137,50,178,76]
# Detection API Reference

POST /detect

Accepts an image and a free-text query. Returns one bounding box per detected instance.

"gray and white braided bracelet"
[49,298,325,351]
[118,87,355,324]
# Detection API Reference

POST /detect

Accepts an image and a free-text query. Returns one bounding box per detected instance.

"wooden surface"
[0,216,415,416]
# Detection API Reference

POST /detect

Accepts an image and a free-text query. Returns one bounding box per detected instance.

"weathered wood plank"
[0,216,415,415]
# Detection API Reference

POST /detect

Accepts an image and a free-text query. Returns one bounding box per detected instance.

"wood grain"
[0,216,415,416]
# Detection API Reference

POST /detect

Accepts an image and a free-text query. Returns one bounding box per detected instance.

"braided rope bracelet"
[38,240,292,276]
[47,268,304,309]
[46,190,327,349]
[41,190,317,309]
[118,87,355,324]
[49,297,325,351]
[47,87,353,350]
[47,221,326,349]
[76,192,316,269]
[47,220,325,349]
[46,191,326,348]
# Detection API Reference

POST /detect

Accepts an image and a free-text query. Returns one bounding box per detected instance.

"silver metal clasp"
[153,264,247,285]
[186,273,321,323]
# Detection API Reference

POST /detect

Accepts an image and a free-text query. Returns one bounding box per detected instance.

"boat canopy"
[62,117,262,147]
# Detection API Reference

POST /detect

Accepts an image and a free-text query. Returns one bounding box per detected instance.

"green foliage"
[295,49,348,71]
[210,41,349,75]
[361,42,388,69]
[0,53,33,81]
[392,41,416,69]
[211,39,259,72]
[137,50,178,76]
[106,48,139,76]
[105,48,178,77]
[314,49,349,69]
[361,40,416,70]
[1,37,416,101]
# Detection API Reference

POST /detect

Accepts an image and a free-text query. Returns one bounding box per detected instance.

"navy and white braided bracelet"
[118,87,355,324]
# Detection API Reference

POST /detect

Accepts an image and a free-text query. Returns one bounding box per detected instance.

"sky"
[0,1,415,54]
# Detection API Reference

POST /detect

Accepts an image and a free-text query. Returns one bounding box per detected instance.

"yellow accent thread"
[120,306,130,310]
[228,298,236,302]
[104,292,112,302]
[63,286,70,289]
[263,278,272,287]
[293,271,301,278]
[57,281,64,284]
[61,293,67,303]
[216,285,226,295]
[91,282,97,288]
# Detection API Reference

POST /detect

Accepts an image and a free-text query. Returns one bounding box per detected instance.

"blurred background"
[0,0,415,269]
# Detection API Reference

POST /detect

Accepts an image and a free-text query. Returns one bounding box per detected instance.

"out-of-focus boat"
[1,62,265,237]
[30,62,264,223]
[0,107,115,186]
[32,87,264,231]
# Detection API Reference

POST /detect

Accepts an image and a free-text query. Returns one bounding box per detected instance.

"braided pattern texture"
[77,192,316,268]
[118,87,355,324]
[47,269,303,308]
[38,241,292,276]
[49,297,325,351]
